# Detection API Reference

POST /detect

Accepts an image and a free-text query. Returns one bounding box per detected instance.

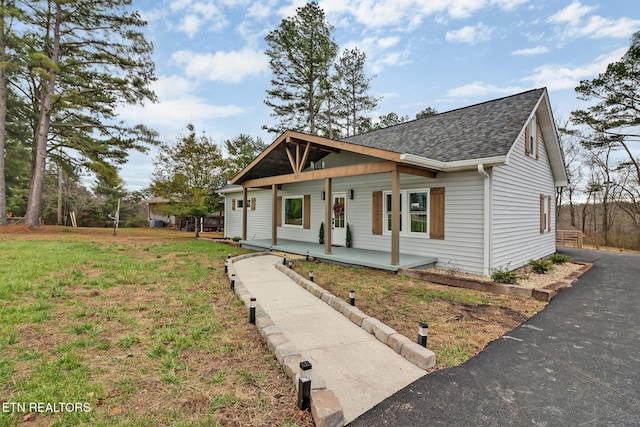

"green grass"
[0,229,306,427]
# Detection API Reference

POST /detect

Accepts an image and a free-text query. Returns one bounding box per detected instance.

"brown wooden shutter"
[535,120,540,160]
[251,198,256,210]
[276,196,282,227]
[232,199,236,211]
[540,194,545,234]
[525,122,531,155]
[372,191,382,235]
[430,187,445,240]
[303,195,311,229]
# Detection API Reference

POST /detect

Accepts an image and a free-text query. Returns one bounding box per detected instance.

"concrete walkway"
[233,255,427,423]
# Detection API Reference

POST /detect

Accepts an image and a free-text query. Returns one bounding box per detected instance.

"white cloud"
[446,23,494,44]
[321,0,528,30]
[166,0,228,37]
[521,47,627,90]
[512,45,549,56]
[171,48,269,83]
[445,81,527,98]
[343,36,411,74]
[548,1,594,26]
[547,1,640,41]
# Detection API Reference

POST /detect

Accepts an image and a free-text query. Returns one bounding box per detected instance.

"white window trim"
[283,195,304,228]
[382,188,430,238]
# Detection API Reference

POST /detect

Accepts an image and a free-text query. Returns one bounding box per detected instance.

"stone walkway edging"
[227,254,345,427]
[275,263,436,371]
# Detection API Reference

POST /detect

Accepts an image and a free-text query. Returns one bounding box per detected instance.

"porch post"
[391,169,400,266]
[242,187,248,241]
[272,184,278,246]
[324,178,332,254]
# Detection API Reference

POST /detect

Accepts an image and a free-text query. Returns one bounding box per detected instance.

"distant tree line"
[557,31,640,249]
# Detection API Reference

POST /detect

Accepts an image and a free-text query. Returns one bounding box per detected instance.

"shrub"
[491,266,518,284]
[231,236,241,242]
[548,253,570,264]
[529,258,551,274]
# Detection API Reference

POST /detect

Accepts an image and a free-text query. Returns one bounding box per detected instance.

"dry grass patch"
[292,260,547,371]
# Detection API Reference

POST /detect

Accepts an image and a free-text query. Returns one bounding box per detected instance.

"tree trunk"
[25,3,62,226]
[0,1,7,226]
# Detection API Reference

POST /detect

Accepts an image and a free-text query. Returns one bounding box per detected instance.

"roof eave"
[400,153,507,172]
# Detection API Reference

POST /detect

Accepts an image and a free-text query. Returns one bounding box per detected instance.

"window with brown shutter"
[251,198,256,210]
[372,191,382,235]
[430,187,445,240]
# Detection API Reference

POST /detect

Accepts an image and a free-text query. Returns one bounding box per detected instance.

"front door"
[331,193,346,246]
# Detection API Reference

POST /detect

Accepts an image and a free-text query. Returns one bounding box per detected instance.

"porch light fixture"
[418,321,429,348]
[309,271,314,282]
[349,289,355,306]
[249,297,256,324]
[348,189,354,200]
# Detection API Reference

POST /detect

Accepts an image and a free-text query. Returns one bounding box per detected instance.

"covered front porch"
[231,130,441,267]
[240,238,437,272]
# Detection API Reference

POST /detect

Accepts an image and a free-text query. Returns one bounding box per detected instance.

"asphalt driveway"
[350,248,640,426]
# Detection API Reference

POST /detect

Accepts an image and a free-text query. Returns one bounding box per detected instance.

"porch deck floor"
[239,238,436,272]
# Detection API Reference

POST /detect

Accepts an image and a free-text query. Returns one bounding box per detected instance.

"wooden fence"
[556,230,583,248]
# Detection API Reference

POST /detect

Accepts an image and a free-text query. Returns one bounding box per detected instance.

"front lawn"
[0,226,311,427]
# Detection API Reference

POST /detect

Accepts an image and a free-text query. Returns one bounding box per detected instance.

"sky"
[117,0,640,192]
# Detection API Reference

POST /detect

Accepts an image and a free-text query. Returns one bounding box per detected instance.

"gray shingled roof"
[344,88,545,163]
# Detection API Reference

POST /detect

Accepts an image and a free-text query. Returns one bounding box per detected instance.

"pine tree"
[21,0,157,226]
[264,2,337,135]
[334,47,380,137]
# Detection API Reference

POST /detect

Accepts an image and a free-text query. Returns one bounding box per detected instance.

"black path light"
[288,260,293,269]
[283,255,287,265]
[309,271,314,282]
[306,251,310,261]
[230,273,235,291]
[349,289,355,306]
[249,297,256,324]
[224,259,228,273]
[298,361,312,410]
[418,321,429,347]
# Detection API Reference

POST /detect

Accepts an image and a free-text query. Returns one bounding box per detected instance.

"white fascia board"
[399,153,507,172]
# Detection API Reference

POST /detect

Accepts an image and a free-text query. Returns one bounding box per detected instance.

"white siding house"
[221,88,567,276]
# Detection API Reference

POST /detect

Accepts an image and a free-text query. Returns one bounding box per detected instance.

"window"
[525,116,538,158]
[385,192,402,232]
[383,189,429,236]
[235,199,251,209]
[409,191,428,234]
[540,194,551,233]
[284,196,303,227]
